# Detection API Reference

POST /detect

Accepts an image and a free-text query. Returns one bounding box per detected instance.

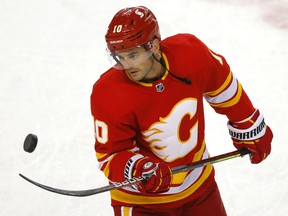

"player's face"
[114,44,163,83]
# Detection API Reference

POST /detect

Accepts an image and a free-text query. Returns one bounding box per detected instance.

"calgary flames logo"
[142,98,198,162]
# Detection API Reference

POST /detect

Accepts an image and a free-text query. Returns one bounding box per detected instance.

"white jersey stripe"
[204,73,238,104]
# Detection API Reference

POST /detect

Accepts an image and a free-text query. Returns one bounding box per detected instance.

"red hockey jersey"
[90,34,255,209]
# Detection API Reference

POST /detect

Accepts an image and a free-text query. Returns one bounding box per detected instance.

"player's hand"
[228,109,273,164]
[133,157,172,193]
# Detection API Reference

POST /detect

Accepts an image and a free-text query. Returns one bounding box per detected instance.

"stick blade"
[19,173,113,197]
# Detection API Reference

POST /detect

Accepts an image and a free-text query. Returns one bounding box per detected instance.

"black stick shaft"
[171,148,250,174]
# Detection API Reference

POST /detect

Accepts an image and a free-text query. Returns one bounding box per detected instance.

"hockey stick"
[19,148,250,197]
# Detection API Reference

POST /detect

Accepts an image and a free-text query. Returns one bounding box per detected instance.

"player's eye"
[127,53,139,61]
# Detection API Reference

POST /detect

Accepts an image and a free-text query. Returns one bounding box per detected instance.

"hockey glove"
[228,109,273,164]
[133,157,172,193]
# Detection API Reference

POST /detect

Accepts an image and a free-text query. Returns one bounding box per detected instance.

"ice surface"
[0,0,287,215]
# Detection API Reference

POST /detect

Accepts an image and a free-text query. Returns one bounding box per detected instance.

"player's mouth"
[128,70,139,77]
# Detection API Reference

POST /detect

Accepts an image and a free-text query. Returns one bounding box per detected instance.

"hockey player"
[90,6,273,216]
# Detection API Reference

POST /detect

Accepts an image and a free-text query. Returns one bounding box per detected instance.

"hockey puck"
[23,134,38,153]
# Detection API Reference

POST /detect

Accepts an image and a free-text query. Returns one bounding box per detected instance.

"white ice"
[0,0,287,215]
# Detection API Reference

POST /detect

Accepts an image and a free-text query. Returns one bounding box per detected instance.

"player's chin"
[129,72,143,81]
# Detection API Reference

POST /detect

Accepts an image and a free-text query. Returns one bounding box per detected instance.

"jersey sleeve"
[90,75,142,183]
[201,46,255,122]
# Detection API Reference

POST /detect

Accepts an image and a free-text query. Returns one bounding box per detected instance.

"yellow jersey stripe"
[172,140,206,185]
[96,151,108,160]
[204,71,233,96]
[209,82,243,108]
[205,74,238,104]
[121,206,132,216]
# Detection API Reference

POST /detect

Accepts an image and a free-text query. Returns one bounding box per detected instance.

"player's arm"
[202,46,273,163]
[92,113,140,183]
[92,114,172,192]
[91,89,171,192]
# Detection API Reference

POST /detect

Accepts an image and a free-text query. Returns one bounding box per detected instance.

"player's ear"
[151,38,161,55]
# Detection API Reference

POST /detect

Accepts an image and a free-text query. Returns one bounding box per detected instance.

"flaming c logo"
[142,98,198,162]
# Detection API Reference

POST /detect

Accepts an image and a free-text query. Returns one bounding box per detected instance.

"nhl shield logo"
[155,83,165,92]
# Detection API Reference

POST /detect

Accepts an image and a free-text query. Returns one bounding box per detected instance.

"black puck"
[24,134,38,153]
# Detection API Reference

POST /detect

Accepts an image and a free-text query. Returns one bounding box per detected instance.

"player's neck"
[141,57,166,83]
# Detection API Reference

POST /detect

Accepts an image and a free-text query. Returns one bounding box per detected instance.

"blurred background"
[1,0,287,215]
